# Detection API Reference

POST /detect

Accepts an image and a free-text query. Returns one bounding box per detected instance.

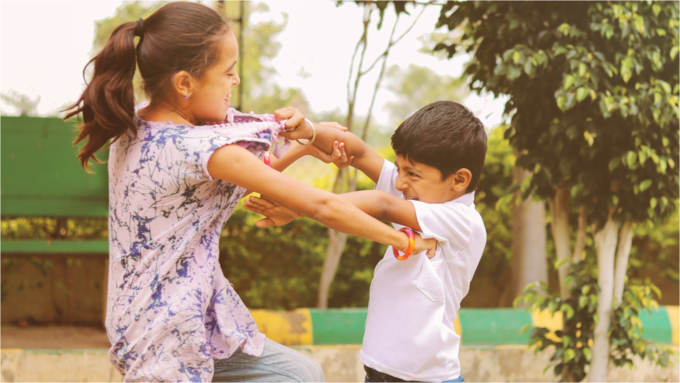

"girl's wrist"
[289,140,310,156]
[396,230,410,252]
[294,119,316,145]
[393,228,415,261]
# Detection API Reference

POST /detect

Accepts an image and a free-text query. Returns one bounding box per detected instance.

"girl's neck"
[138,100,196,126]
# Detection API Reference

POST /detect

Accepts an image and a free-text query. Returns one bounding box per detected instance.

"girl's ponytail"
[65,2,230,171]
[64,21,138,171]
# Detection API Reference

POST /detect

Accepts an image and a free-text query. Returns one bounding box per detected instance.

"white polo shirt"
[359,160,487,382]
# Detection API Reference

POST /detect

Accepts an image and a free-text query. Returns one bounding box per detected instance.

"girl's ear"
[451,168,472,192]
[171,71,193,99]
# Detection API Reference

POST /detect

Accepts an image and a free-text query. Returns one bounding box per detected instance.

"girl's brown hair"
[64,2,229,170]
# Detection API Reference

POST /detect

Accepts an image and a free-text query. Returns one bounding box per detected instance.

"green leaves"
[520,323,533,336]
[576,87,589,102]
[583,347,593,362]
[434,0,679,239]
[621,56,633,83]
[639,180,652,192]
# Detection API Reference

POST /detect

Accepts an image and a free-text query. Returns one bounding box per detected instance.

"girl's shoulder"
[204,108,277,125]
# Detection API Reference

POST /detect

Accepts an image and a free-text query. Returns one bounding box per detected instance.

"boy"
[245,101,487,382]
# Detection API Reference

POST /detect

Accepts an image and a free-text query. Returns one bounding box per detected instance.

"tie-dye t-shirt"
[106,109,286,382]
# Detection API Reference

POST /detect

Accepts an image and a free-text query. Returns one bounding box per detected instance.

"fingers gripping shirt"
[107,109,286,382]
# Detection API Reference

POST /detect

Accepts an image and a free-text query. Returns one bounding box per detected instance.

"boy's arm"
[245,190,422,232]
[309,122,385,183]
[337,190,422,232]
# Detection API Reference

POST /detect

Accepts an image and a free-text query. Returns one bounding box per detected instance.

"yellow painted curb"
[250,308,313,346]
[495,345,529,350]
[667,306,679,346]
[454,316,462,339]
[531,308,563,342]
[0,349,24,354]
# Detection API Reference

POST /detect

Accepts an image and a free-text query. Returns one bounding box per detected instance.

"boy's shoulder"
[411,193,486,251]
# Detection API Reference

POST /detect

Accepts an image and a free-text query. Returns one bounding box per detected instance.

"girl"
[65,2,434,382]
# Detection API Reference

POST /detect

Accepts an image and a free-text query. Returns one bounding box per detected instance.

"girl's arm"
[207,144,432,253]
[241,137,347,198]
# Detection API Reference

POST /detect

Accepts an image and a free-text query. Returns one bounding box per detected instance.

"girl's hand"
[274,107,314,141]
[413,234,438,259]
[243,195,302,227]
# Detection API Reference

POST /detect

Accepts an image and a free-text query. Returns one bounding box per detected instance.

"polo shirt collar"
[451,191,475,207]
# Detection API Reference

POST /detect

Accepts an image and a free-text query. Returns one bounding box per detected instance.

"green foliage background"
[1,1,677,320]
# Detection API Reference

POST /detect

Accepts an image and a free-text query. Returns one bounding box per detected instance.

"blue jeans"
[213,339,324,382]
[364,365,464,382]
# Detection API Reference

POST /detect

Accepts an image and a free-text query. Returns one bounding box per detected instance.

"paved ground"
[1,325,678,382]
[1,325,110,349]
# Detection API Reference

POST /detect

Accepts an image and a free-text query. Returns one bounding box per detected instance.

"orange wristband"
[263,151,271,167]
[393,227,415,261]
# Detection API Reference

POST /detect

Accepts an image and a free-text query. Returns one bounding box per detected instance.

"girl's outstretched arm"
[207,144,434,254]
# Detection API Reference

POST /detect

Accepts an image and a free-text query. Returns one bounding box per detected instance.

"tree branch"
[359,13,401,141]
[359,4,428,77]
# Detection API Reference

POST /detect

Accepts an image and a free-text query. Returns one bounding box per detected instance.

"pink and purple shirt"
[106,109,286,382]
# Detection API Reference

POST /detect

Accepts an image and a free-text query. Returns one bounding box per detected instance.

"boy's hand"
[274,107,314,141]
[305,141,353,169]
[413,234,438,259]
[308,122,353,168]
[244,195,302,227]
[318,121,348,132]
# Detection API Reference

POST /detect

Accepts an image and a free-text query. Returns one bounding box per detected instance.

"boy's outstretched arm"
[308,122,385,183]
[245,190,422,232]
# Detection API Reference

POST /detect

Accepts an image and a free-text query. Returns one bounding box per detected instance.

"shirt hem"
[360,350,460,382]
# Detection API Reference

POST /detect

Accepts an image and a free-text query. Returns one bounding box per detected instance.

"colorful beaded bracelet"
[393,227,415,261]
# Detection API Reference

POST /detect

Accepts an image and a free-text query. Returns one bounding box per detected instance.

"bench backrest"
[1,116,108,218]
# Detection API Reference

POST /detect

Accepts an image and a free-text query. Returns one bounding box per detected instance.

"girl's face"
[190,30,240,123]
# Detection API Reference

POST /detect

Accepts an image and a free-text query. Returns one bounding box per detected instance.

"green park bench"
[1,116,109,256]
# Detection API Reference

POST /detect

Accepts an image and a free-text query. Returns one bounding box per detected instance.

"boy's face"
[394,154,468,204]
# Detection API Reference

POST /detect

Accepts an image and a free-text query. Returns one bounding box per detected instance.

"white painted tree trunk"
[589,214,619,382]
[572,205,588,264]
[549,187,571,299]
[511,167,548,301]
[613,221,633,307]
[317,229,348,308]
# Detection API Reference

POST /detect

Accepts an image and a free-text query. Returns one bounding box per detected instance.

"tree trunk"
[317,229,348,308]
[613,221,633,307]
[572,205,587,264]
[589,213,619,382]
[549,187,571,299]
[511,167,548,302]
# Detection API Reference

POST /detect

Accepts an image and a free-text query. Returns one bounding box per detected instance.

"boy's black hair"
[391,101,487,193]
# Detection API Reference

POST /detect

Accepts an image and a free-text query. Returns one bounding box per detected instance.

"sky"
[0,1,507,128]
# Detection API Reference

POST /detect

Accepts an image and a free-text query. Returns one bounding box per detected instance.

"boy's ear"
[450,168,472,192]
[171,71,193,99]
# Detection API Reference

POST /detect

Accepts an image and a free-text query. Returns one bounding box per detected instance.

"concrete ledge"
[2,346,677,382]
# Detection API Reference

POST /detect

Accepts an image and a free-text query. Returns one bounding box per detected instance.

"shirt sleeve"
[411,200,474,256]
[374,159,402,198]
[161,127,266,187]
